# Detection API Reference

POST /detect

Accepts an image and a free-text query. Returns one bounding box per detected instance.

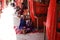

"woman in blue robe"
[19,15,26,32]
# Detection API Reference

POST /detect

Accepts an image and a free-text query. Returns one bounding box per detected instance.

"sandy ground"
[16,33,44,40]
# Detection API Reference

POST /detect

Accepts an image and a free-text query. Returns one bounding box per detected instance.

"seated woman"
[26,19,34,33]
[19,15,26,34]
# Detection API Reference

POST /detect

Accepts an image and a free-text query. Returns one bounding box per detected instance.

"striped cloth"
[14,26,21,34]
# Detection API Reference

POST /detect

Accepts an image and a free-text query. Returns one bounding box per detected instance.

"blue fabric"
[19,18,26,29]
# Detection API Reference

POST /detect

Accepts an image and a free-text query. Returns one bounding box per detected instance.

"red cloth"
[28,0,35,22]
[46,0,56,40]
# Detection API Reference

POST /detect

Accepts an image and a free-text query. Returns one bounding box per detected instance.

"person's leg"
[22,26,26,34]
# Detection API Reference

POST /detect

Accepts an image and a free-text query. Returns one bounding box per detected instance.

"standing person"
[0,2,17,40]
